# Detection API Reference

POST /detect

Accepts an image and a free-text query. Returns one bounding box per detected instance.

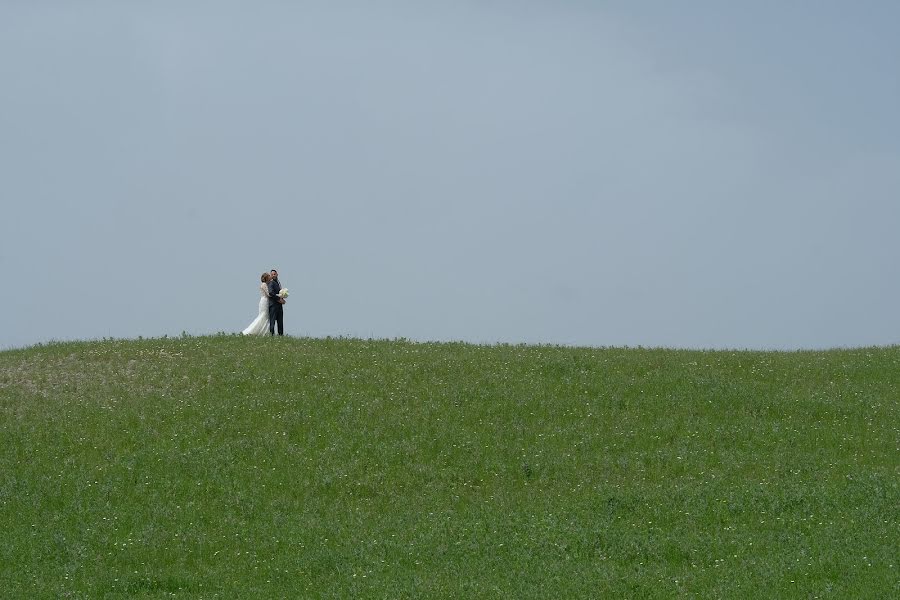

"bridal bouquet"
[278,288,289,299]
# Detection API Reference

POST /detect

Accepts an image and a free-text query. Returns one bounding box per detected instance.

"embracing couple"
[241,269,288,336]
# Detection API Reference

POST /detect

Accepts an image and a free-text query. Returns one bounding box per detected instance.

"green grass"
[1,335,898,598]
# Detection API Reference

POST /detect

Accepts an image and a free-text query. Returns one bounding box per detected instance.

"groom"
[267,268,285,336]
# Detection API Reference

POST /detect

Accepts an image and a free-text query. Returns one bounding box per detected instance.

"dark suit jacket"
[267,278,282,306]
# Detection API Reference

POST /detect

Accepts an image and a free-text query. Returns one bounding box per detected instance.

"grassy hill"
[1,336,897,598]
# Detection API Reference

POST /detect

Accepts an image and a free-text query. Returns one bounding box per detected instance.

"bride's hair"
[261,272,270,283]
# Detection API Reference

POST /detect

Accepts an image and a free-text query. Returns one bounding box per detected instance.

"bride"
[241,272,271,336]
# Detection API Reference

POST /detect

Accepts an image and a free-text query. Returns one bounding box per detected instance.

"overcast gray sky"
[2,1,899,350]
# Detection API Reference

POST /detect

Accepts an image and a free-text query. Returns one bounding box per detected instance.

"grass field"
[1,335,897,598]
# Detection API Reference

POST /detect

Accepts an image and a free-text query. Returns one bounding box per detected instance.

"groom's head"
[270,269,278,280]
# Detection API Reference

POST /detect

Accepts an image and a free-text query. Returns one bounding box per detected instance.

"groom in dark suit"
[267,268,285,336]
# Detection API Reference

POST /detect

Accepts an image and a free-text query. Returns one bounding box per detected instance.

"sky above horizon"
[2,1,899,350]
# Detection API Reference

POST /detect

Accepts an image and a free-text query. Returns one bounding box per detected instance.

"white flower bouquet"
[278,288,289,299]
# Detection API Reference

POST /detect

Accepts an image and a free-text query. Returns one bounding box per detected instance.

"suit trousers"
[268,302,284,336]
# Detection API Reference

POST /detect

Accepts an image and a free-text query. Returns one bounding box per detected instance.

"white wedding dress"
[241,283,270,336]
